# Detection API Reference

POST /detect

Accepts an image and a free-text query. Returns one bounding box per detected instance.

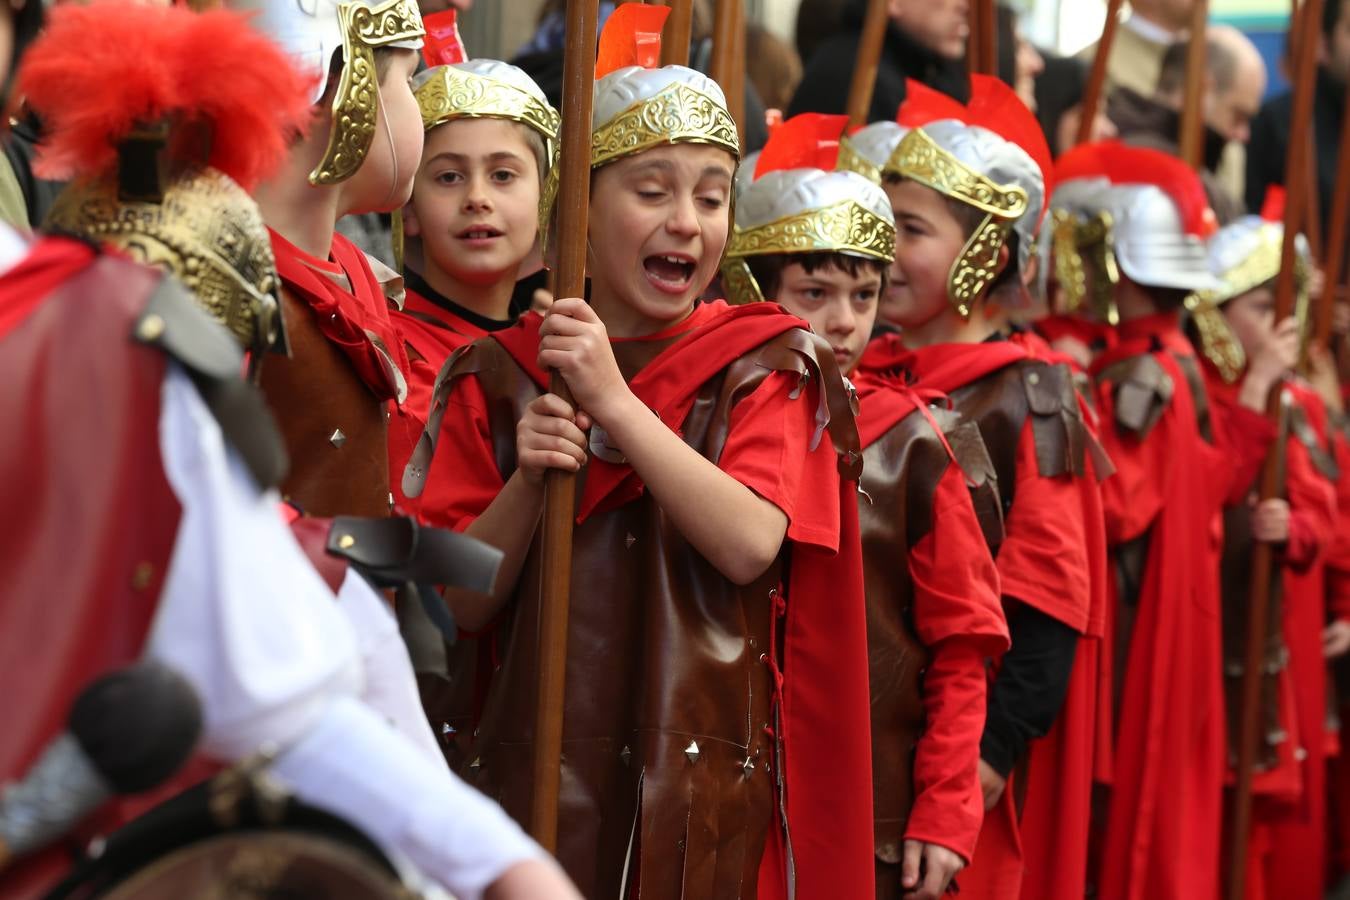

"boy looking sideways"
[232,0,425,518]
[725,113,1009,900]
[864,78,1110,900]
[405,7,875,898]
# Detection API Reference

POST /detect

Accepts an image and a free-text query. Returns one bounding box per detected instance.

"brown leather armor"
[429,326,855,899]
[859,404,995,893]
[947,358,1096,555]
[260,287,393,518]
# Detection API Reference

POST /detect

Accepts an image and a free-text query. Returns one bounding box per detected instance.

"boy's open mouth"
[458,225,503,241]
[643,253,697,292]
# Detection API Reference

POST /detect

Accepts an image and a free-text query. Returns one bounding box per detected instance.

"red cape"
[495,301,876,900]
[0,239,183,895]
[1092,315,1232,900]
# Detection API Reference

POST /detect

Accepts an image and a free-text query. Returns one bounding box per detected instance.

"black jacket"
[1246,67,1344,237]
[787,0,969,123]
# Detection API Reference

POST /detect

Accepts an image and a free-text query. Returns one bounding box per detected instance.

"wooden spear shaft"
[659,0,694,67]
[529,0,599,853]
[968,0,996,76]
[1077,0,1126,145]
[1226,3,1322,898]
[845,0,890,127]
[708,0,745,137]
[1178,0,1210,169]
[1316,88,1350,346]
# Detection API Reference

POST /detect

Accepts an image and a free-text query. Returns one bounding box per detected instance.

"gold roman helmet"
[227,0,425,186]
[45,142,284,359]
[891,124,1034,318]
[1188,216,1311,383]
[590,3,740,170]
[723,168,895,305]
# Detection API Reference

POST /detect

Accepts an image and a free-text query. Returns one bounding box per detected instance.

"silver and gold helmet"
[228,0,425,186]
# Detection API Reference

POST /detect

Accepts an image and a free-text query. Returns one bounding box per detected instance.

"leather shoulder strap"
[130,267,288,490]
[1022,360,1096,479]
[1097,352,1175,440]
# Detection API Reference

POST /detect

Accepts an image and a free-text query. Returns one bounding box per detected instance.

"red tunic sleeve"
[904,465,1011,861]
[719,370,841,553]
[416,373,503,532]
[995,418,1094,633]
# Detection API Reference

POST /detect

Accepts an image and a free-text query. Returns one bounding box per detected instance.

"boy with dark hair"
[725,113,1009,900]
[867,77,1110,900]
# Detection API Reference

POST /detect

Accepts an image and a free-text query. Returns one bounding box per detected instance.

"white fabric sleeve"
[145,364,547,897]
[147,364,362,759]
[270,694,549,900]
[333,569,443,764]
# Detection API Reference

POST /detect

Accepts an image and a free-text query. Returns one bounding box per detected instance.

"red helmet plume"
[20,0,313,191]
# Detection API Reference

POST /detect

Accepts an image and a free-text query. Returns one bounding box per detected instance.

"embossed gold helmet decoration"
[46,157,285,359]
[227,0,425,186]
[1188,215,1311,383]
[590,3,740,170]
[1045,173,1123,326]
[723,114,895,305]
[19,2,316,367]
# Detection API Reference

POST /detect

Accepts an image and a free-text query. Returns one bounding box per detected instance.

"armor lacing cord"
[760,585,788,750]
[878,368,974,482]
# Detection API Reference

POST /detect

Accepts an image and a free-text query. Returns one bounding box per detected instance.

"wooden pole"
[1178,0,1210,169]
[967,0,996,76]
[1316,87,1350,346]
[529,0,598,853]
[1077,0,1126,145]
[658,0,693,67]
[845,0,890,127]
[1226,3,1322,898]
[730,0,746,138]
[709,0,744,142]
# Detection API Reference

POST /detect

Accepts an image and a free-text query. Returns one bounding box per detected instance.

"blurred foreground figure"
[0,3,577,898]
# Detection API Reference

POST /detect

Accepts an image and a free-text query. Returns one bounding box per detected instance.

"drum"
[47,772,422,899]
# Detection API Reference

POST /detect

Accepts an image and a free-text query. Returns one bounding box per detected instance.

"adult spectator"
[1108,26,1266,223]
[747,22,803,113]
[1246,0,1350,236]
[1077,0,1197,100]
[787,0,970,124]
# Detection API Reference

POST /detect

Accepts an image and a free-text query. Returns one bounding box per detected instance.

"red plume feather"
[596,3,669,79]
[1260,185,1286,223]
[1091,141,1217,236]
[965,74,1053,216]
[422,9,468,67]
[896,79,968,128]
[1051,140,1110,186]
[754,113,848,178]
[19,0,314,190]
